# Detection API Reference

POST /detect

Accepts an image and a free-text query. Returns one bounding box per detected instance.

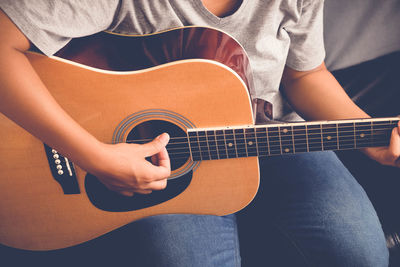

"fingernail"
[158,133,169,142]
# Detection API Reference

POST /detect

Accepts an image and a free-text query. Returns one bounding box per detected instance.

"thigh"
[128,214,240,267]
[238,151,389,267]
[1,214,239,267]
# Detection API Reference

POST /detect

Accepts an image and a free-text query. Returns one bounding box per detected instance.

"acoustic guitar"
[0,26,397,251]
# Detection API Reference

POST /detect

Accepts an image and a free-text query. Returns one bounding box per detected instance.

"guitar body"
[0,27,259,250]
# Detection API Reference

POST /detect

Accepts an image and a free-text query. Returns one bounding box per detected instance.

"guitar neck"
[187,117,400,161]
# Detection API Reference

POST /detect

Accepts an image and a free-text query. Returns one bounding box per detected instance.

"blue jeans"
[127,151,389,266]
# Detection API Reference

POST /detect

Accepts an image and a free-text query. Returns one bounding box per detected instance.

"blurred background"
[324,0,400,266]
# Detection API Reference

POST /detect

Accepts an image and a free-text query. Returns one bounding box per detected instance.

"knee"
[305,216,389,267]
[130,214,240,267]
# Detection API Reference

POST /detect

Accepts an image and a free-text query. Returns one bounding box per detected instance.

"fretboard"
[186,117,399,161]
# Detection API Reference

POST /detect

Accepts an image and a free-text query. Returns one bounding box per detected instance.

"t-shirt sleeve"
[285,0,325,71]
[0,0,120,56]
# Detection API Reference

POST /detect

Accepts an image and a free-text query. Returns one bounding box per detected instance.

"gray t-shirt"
[0,0,325,120]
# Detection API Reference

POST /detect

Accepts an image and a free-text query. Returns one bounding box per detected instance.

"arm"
[0,10,170,196]
[281,63,368,120]
[281,63,400,167]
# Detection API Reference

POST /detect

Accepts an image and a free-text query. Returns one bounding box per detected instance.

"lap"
[238,151,389,266]
[127,214,240,267]
[125,151,388,267]
[4,152,386,266]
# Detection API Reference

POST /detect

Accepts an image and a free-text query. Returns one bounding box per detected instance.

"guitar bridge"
[44,144,80,194]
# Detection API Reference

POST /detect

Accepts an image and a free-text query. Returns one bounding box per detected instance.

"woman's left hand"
[362,121,400,167]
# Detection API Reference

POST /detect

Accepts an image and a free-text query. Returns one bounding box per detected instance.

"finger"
[143,145,171,181]
[142,133,170,157]
[133,189,152,195]
[142,160,171,181]
[151,154,158,165]
[392,123,400,167]
[143,179,168,191]
[105,183,134,195]
[119,190,134,197]
[151,145,170,166]
[114,186,152,195]
[398,121,400,136]
[387,127,400,166]
[389,127,400,156]
[156,146,170,168]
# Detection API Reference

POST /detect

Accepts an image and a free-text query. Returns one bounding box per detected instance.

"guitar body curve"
[0,27,260,250]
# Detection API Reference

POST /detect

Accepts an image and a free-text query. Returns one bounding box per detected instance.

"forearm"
[281,64,369,121]
[0,46,102,170]
[0,9,105,173]
[0,10,170,195]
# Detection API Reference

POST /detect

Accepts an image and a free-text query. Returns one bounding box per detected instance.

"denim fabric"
[239,151,389,266]
[127,214,240,267]
[128,151,388,267]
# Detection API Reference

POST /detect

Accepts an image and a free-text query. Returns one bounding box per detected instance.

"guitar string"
[122,130,393,150]
[121,123,398,144]
[167,141,391,160]
[149,134,392,159]
[140,121,398,139]
[168,138,391,154]
[123,134,393,157]
[162,132,391,151]
[153,130,392,146]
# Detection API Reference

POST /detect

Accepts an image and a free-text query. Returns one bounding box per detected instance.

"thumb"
[390,124,400,154]
[393,123,400,166]
[142,133,170,157]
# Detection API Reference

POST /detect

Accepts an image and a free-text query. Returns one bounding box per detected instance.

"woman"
[0,1,395,266]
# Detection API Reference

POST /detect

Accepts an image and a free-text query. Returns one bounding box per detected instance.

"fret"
[234,129,247,158]
[372,120,393,147]
[213,130,220,159]
[223,129,229,157]
[224,129,237,158]
[245,128,258,157]
[255,127,268,156]
[320,124,324,151]
[307,124,322,151]
[279,125,294,154]
[322,123,338,151]
[267,126,281,155]
[305,125,310,152]
[355,122,372,148]
[254,128,260,156]
[291,125,296,154]
[266,126,271,156]
[293,125,307,153]
[206,130,219,160]
[278,127,283,154]
[336,123,340,150]
[215,130,228,159]
[371,120,375,146]
[337,122,355,149]
[197,131,211,160]
[188,131,201,161]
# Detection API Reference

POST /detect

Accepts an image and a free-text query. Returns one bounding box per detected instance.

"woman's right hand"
[87,133,171,197]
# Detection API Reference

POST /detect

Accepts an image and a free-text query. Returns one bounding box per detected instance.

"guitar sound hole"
[85,120,193,212]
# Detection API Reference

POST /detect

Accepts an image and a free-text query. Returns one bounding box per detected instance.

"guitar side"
[0,44,259,250]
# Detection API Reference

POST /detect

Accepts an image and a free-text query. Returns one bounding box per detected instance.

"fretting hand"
[362,122,400,168]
